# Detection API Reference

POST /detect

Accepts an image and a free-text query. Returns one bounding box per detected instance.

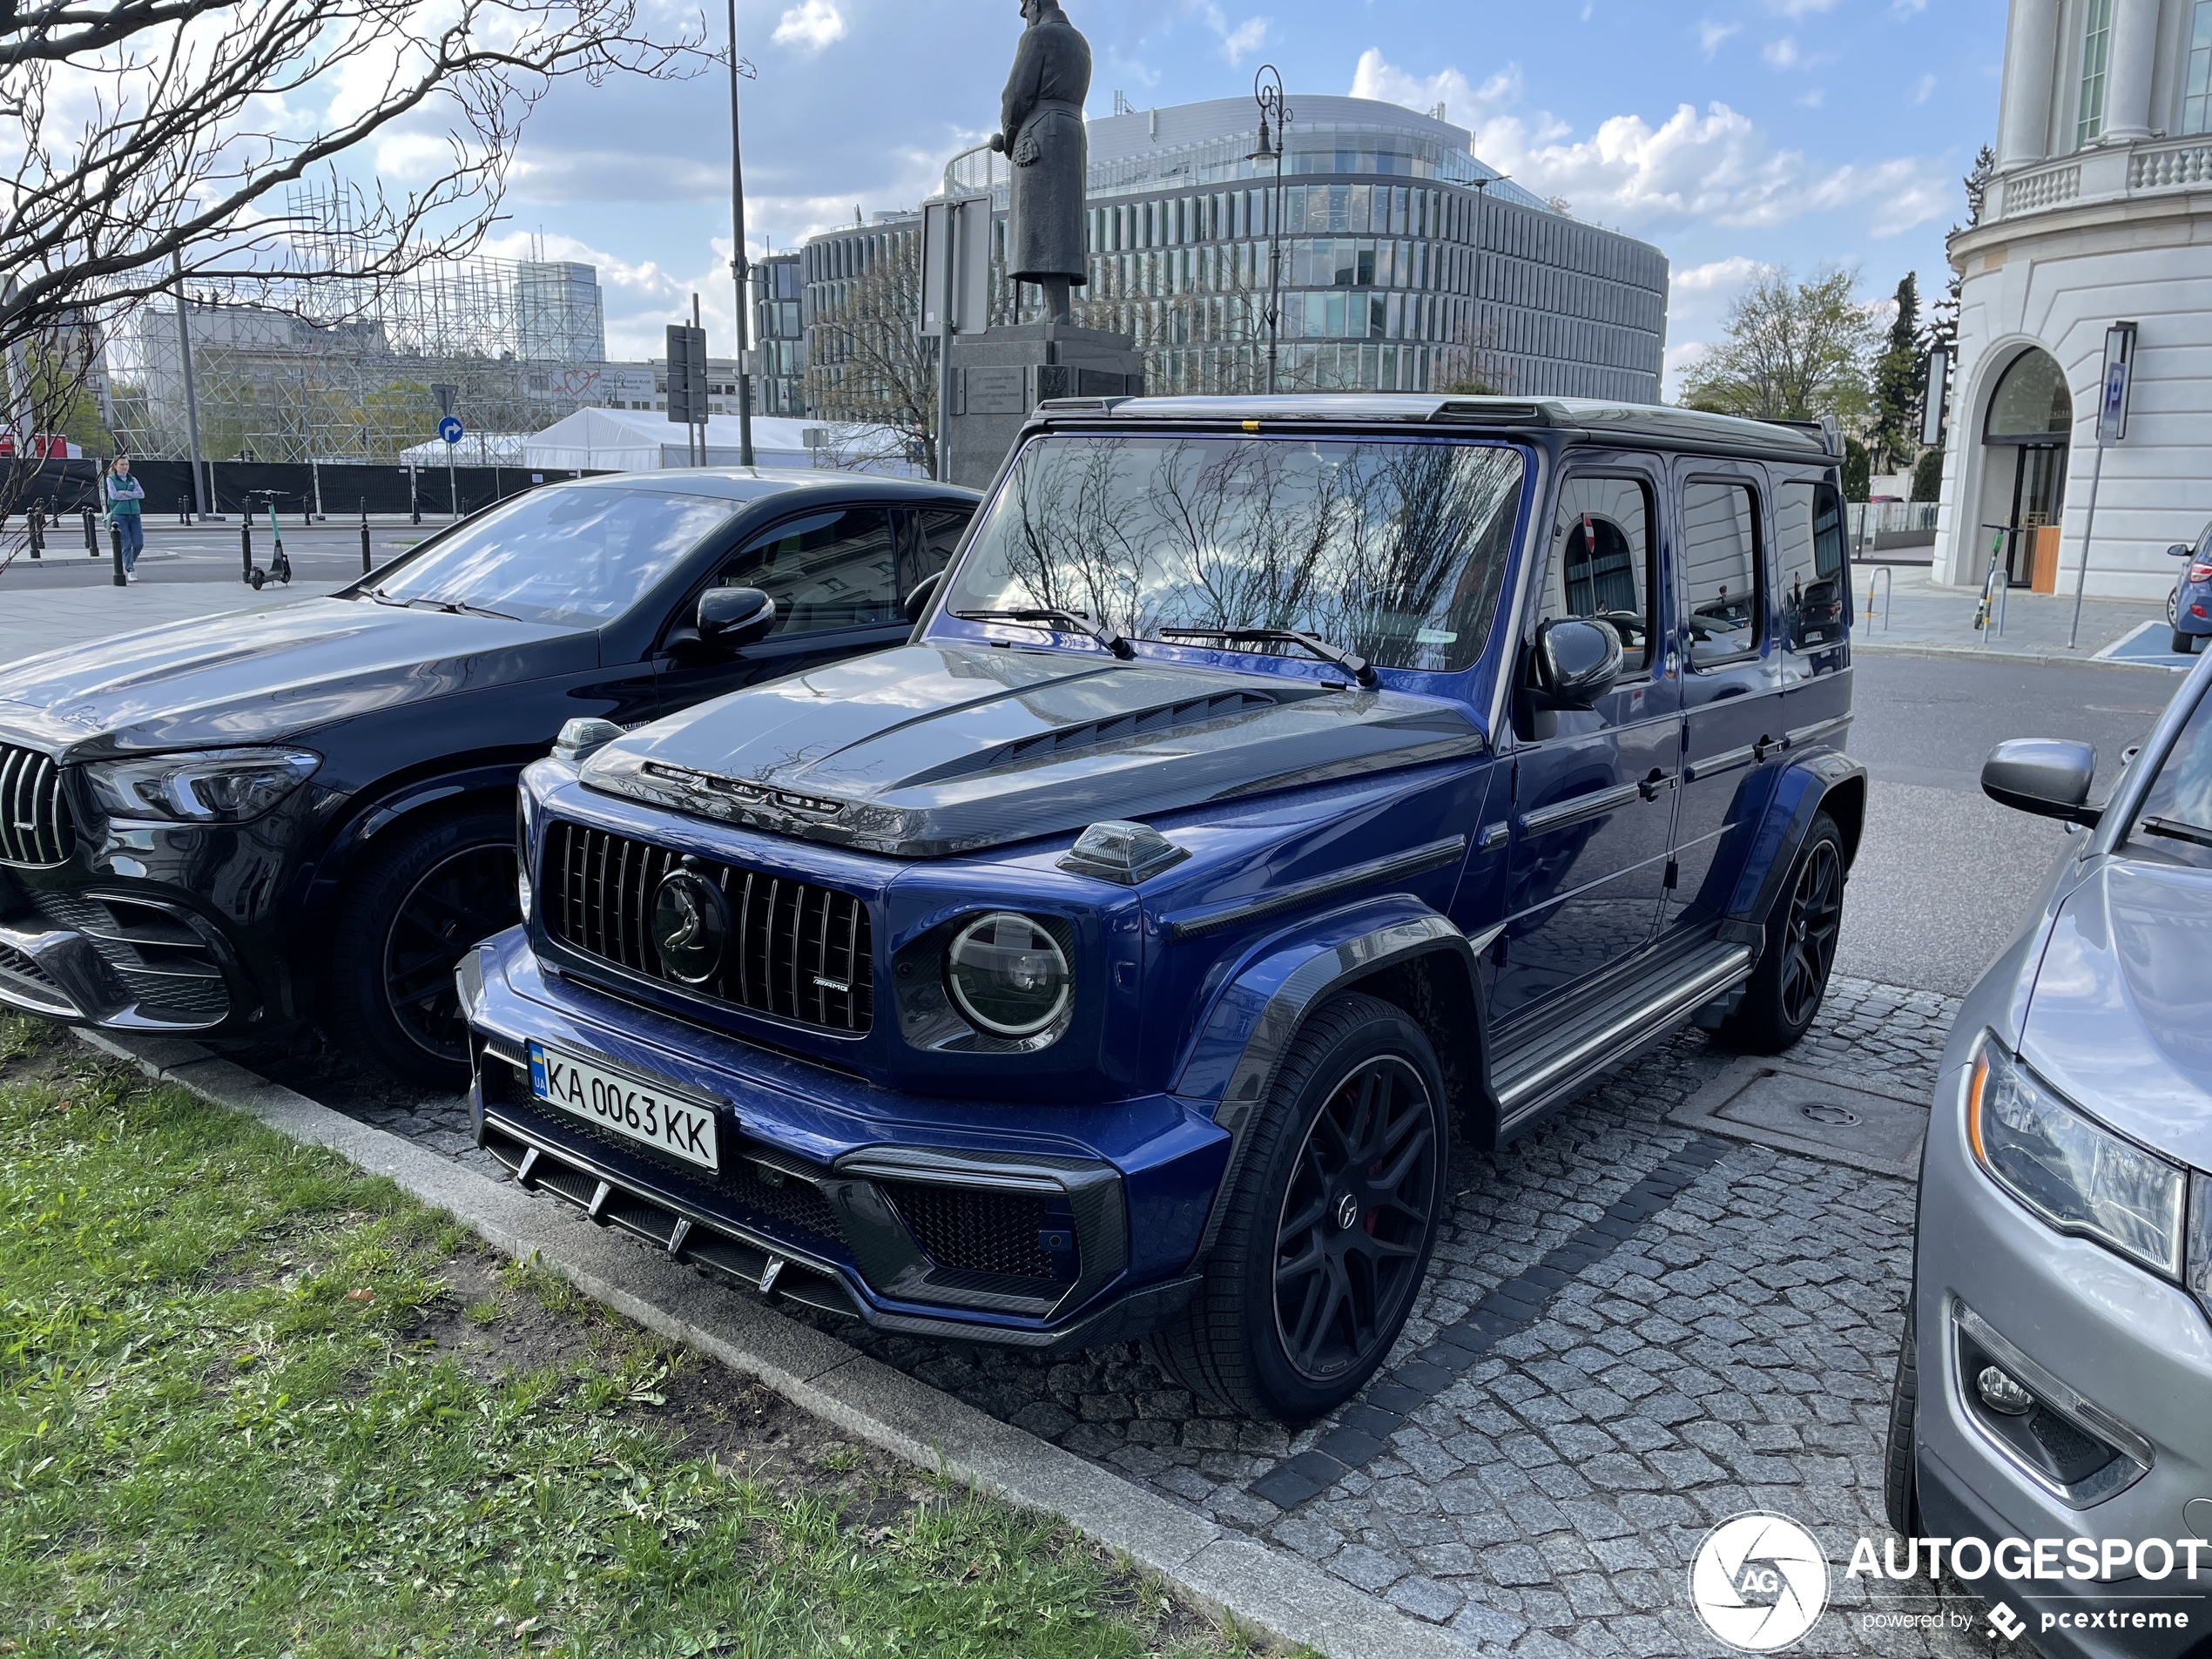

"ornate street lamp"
[1249,64,1291,396]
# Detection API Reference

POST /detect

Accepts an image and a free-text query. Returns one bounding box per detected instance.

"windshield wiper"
[1158,625,1377,688]
[368,589,516,621]
[953,608,1134,659]
[2143,815,2212,850]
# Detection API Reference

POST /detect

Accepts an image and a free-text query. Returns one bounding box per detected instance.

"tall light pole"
[170,253,210,517]
[725,0,756,468]
[1249,65,1291,396]
[1469,173,1507,394]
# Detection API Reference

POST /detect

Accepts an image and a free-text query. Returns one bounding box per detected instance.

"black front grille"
[0,745,75,868]
[29,891,229,1023]
[544,821,873,1035]
[730,1158,843,1243]
[881,1180,1058,1281]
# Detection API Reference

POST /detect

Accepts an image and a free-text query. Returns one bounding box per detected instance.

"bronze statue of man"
[989,0,1090,324]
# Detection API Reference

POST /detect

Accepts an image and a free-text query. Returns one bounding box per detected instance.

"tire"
[1146,992,1450,1422]
[2170,584,2181,628]
[2176,629,2199,657]
[322,805,518,1086]
[1883,1298,1922,1536]
[1717,812,1845,1055]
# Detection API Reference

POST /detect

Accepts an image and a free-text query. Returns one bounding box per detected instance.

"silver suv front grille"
[0,745,75,868]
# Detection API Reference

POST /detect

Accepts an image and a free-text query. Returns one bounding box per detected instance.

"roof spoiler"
[1757,415,1845,459]
[1432,401,1553,426]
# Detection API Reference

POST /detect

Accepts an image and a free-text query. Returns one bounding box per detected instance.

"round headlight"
[945,913,1070,1038]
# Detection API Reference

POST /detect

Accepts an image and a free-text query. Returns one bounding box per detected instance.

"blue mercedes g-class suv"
[459,395,1864,1420]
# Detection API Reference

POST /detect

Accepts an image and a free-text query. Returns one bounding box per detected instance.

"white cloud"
[1912,72,1938,104]
[1675,255,1776,293]
[1764,37,1801,69]
[1766,0,1839,13]
[1346,49,1955,239]
[1893,0,1928,11]
[772,0,846,52]
[1697,19,1739,57]
[1797,87,1826,107]
[1203,6,1270,66]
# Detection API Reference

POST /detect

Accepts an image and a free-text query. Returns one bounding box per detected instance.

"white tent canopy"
[518,408,922,477]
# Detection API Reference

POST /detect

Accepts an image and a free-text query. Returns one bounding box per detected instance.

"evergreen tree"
[1870,273,1923,475]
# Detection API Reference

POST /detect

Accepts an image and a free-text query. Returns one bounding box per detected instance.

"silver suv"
[1887,650,2212,1657]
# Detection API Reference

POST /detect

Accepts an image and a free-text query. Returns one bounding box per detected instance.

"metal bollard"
[359,498,372,574]
[240,516,253,583]
[111,521,126,587]
[27,505,43,559]
[83,506,97,555]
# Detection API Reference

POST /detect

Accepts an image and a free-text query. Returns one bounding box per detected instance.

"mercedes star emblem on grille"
[651,863,730,984]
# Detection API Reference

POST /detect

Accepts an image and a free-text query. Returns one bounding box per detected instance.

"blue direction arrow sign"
[437,415,465,445]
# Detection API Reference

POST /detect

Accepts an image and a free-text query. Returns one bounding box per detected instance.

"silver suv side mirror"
[1982,738,2101,826]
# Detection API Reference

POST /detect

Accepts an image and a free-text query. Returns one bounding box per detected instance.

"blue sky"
[413,0,2009,391]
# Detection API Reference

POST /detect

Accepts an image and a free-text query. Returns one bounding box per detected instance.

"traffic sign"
[438,415,465,446]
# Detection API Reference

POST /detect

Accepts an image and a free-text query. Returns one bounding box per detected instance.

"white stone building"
[1936,0,2212,600]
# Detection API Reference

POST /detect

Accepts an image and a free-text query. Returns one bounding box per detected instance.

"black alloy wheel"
[382,841,518,1066]
[1145,992,1451,1421]
[323,805,519,1086]
[1718,811,1846,1054]
[1777,835,1843,1031]
[1272,1055,1441,1385]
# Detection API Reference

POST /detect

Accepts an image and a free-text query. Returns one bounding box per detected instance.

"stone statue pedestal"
[944,320,1143,489]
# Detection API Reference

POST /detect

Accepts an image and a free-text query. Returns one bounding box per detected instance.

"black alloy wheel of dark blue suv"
[462,395,1865,1420]
[0,471,978,1082]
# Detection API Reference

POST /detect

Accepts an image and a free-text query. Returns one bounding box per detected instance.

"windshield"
[945,434,1526,674]
[367,487,739,626]
[2130,684,2212,870]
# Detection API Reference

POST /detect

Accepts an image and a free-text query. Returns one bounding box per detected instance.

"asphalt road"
[1836,651,2181,996]
[0,523,435,587]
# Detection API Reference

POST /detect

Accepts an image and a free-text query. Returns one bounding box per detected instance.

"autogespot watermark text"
[1689,1515,2210,1654]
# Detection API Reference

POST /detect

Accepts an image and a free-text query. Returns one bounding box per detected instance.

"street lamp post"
[1249,65,1291,396]
[725,0,756,468]
[1469,173,1507,394]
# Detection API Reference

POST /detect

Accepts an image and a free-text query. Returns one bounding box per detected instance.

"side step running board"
[1490,943,1754,1129]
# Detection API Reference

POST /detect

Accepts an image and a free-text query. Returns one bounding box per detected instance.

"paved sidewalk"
[251,976,1985,1656]
[0,578,349,668]
[1852,559,2190,668]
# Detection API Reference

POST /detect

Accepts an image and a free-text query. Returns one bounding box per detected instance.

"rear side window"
[718,508,900,635]
[1681,480,1764,665]
[1541,475,1658,671]
[2132,689,2212,871]
[900,507,972,596]
[1777,482,1849,650]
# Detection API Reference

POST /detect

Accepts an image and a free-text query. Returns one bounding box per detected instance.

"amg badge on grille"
[652,862,730,984]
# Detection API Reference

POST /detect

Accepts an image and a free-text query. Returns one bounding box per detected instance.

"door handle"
[1638,769,1676,802]
[1751,735,1774,763]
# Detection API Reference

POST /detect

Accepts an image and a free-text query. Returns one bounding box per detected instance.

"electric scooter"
[244,491,293,590]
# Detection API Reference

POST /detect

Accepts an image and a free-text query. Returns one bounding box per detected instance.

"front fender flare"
[1170,896,1481,1257]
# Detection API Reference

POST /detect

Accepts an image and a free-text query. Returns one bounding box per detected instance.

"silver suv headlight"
[82,748,321,824]
[1966,1034,2186,1278]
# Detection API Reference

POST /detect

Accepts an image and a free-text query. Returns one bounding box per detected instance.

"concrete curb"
[69,1028,1467,1659]
[1852,638,2188,674]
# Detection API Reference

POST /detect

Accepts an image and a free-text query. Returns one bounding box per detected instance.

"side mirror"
[1982,738,2101,826]
[902,570,945,627]
[2169,544,2195,558]
[698,585,776,650]
[1531,617,1623,710]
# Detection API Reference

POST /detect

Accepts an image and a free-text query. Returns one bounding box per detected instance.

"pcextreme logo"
[1689,1513,1831,1652]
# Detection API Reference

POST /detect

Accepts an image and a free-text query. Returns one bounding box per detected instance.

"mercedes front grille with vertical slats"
[0,745,75,868]
[544,820,873,1035]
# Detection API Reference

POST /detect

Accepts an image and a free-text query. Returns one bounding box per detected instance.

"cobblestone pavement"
[256,975,1999,1656]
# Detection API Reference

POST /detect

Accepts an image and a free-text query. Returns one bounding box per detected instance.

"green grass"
[0,1019,1250,1659]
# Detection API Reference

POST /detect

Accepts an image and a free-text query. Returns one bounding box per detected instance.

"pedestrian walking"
[105,453,145,581]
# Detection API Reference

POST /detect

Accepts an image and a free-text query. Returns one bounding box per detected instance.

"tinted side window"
[718,508,900,634]
[1777,482,1849,648]
[900,507,973,595]
[2132,687,2212,871]
[1541,475,1657,671]
[1681,480,1764,665]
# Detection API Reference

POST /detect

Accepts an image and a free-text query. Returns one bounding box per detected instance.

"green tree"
[1869,273,1923,475]
[1912,448,1945,502]
[1842,437,1871,502]
[1677,266,1878,432]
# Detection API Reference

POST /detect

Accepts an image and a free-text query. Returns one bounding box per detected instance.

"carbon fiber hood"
[580,644,1486,857]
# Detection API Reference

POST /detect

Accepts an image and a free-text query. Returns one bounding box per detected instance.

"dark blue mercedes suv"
[461,395,1865,1420]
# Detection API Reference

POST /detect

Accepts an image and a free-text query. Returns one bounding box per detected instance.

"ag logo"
[652,864,730,984]
[1689,1513,1830,1652]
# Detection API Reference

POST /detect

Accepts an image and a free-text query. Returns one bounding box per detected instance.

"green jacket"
[106,475,145,518]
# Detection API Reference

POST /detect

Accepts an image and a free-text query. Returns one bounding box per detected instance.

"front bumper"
[0,893,252,1030]
[458,929,1227,1349]
[1913,1059,2212,1659]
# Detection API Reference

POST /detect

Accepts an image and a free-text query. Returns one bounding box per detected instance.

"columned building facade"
[1936,0,2212,599]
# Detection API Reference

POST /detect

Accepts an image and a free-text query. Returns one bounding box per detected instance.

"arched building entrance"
[1975,347,2072,588]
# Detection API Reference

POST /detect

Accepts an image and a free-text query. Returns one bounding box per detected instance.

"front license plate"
[528,1041,720,1171]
